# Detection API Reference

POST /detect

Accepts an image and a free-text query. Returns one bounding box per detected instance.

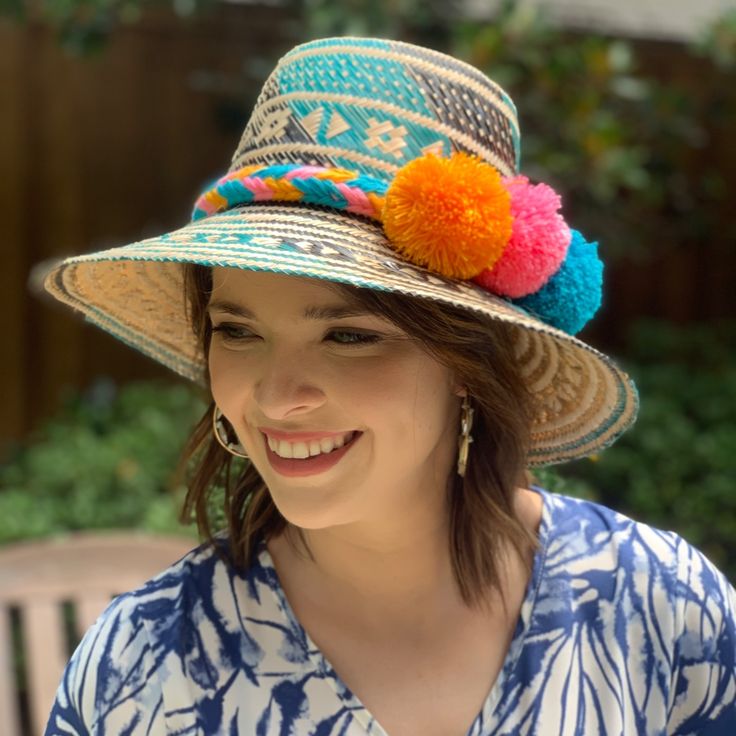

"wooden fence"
[0,5,296,444]
[0,10,734,446]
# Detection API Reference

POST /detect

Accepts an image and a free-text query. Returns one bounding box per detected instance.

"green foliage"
[548,321,736,582]
[452,2,734,256]
[0,380,205,543]
[697,8,736,69]
[0,0,24,20]
[530,466,597,502]
[1,0,215,54]
[298,0,458,48]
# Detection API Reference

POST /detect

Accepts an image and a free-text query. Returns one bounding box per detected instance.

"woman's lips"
[262,431,362,477]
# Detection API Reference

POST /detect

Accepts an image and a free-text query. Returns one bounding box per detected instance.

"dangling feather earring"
[457,394,474,478]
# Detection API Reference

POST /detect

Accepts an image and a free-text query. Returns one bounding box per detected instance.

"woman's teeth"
[267,432,355,459]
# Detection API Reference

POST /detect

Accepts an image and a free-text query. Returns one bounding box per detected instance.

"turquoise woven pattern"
[230,38,520,183]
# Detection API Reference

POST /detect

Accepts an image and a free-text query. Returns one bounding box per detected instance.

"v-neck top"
[45,488,736,735]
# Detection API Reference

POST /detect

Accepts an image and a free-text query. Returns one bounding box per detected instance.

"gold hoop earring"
[457,394,474,478]
[212,406,248,458]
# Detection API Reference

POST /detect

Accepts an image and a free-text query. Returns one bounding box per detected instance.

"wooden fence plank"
[0,21,31,443]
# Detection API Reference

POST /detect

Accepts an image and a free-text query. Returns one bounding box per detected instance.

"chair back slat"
[24,601,68,736]
[0,532,194,736]
[75,594,115,638]
[0,608,22,736]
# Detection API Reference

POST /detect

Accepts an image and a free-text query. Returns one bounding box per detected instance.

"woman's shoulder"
[539,486,728,592]
[96,534,277,611]
[45,537,281,735]
[72,537,235,634]
[531,488,736,731]
[537,487,736,667]
[44,541,215,731]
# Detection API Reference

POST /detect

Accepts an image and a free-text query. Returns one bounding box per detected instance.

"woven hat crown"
[230,38,520,182]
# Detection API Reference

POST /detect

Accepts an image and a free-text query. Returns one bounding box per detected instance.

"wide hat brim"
[45,201,638,467]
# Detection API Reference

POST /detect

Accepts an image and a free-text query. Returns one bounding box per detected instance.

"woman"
[44,38,735,735]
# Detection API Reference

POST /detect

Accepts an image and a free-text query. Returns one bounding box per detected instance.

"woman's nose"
[252,355,327,420]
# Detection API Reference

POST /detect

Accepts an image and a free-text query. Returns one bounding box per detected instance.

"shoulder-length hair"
[180,264,538,608]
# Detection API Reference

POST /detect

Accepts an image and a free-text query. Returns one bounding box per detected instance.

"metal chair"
[0,532,194,735]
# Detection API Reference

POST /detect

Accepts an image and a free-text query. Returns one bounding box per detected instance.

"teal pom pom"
[513,230,603,335]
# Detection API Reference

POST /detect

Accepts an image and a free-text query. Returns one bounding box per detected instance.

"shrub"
[0,380,205,543]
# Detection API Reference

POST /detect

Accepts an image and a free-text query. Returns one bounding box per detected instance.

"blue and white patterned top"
[45,488,736,735]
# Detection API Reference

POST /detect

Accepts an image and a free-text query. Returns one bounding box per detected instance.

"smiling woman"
[41,36,735,736]
[182,265,537,610]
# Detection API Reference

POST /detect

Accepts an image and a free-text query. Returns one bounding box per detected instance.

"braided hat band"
[192,159,600,336]
[43,36,639,466]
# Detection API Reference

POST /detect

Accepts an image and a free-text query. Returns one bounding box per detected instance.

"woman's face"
[208,268,462,530]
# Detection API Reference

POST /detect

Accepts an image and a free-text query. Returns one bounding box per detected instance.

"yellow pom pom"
[382,152,513,279]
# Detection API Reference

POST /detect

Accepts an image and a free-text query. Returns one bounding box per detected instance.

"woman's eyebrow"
[302,304,371,320]
[207,300,254,318]
[206,300,370,320]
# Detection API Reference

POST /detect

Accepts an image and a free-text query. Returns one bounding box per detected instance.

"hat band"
[193,164,388,222]
[191,156,603,336]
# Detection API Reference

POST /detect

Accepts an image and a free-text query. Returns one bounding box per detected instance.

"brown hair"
[180,264,539,608]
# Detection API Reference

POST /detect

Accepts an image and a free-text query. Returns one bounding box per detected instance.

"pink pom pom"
[474,176,571,298]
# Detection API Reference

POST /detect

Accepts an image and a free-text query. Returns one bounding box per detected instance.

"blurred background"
[1,0,735,573]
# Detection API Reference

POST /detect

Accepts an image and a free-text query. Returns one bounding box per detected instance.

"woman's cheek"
[332,358,411,407]
[209,348,253,412]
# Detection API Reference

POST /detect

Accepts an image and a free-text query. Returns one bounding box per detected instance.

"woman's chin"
[266,484,359,531]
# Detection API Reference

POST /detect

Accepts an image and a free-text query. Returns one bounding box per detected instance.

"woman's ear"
[454,385,468,398]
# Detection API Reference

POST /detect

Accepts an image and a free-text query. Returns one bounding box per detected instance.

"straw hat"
[44,37,638,466]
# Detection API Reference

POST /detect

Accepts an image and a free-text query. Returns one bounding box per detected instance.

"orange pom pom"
[382,152,513,279]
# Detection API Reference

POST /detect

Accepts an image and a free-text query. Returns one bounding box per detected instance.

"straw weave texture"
[46,203,637,466]
[44,37,638,465]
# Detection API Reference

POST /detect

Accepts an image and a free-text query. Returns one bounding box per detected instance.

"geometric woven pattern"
[232,37,520,180]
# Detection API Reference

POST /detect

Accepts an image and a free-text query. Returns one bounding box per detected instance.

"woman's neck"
[267,487,542,632]
[308,519,454,611]
[267,486,464,632]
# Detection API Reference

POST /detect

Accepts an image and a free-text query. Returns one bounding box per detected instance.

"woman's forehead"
[209,267,369,314]
[212,267,339,297]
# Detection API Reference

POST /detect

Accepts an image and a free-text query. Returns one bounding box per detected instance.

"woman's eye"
[327,330,381,346]
[211,323,257,342]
